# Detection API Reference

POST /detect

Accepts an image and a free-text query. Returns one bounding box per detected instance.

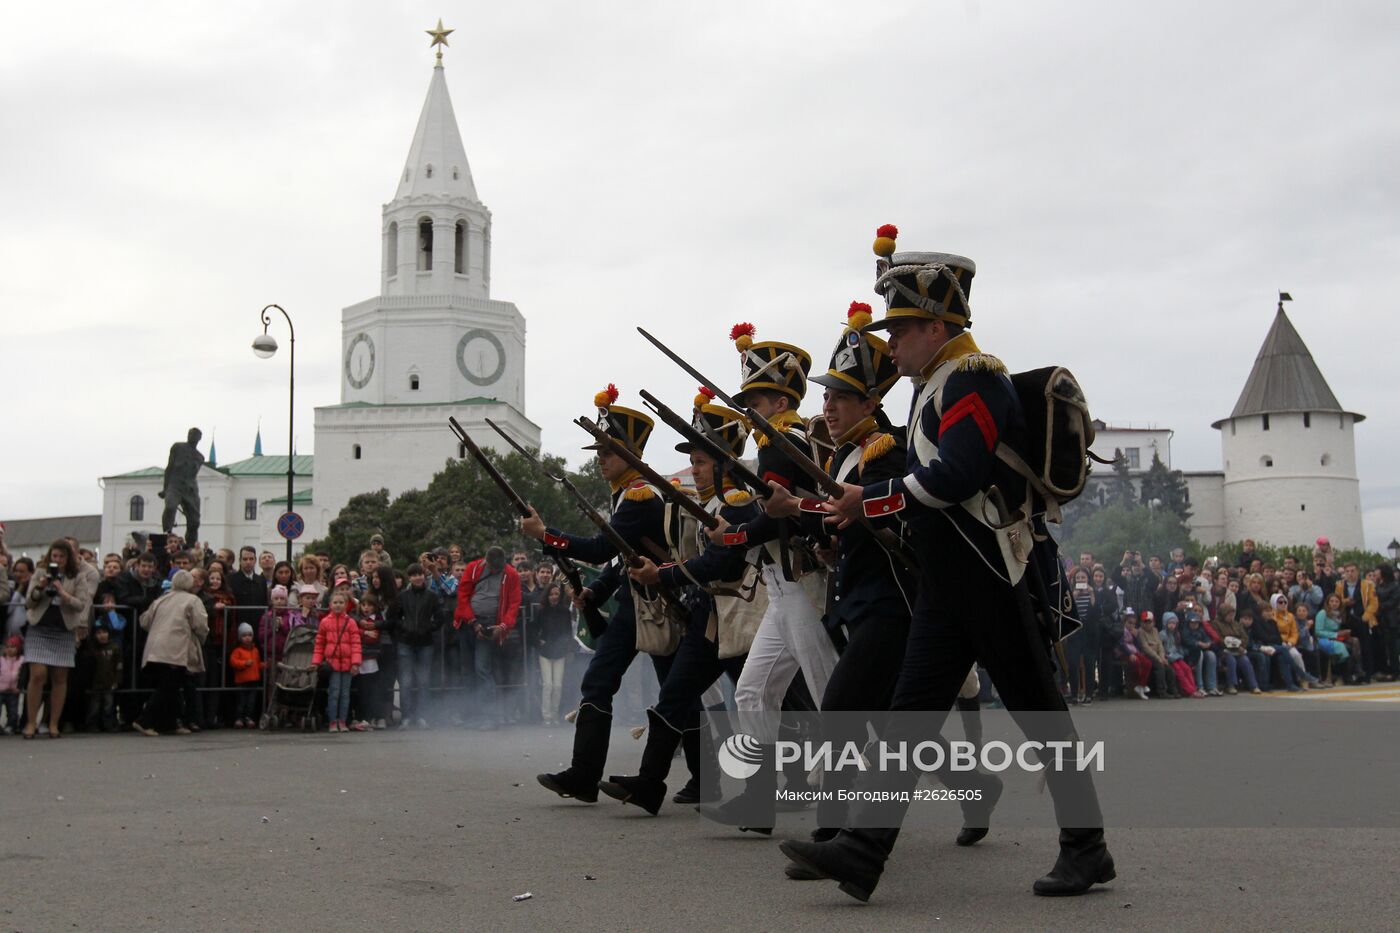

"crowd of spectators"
[5,523,1398,737]
[1059,538,1400,702]
[0,525,593,738]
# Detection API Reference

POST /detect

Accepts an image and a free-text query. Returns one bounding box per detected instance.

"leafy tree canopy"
[306,448,612,568]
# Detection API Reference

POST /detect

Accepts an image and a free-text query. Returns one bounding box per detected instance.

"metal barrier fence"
[86,599,559,728]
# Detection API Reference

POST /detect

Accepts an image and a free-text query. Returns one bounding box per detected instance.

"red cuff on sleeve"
[863,493,906,517]
[722,530,748,546]
[798,498,824,513]
[543,532,569,550]
[762,471,791,489]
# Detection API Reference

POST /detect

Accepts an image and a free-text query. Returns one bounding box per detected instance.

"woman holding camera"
[22,539,98,738]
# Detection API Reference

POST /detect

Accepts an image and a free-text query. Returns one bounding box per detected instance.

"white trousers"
[734,566,838,742]
[539,655,566,722]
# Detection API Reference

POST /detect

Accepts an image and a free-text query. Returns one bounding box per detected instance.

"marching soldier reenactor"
[598,393,764,814]
[695,325,839,833]
[779,225,1114,902]
[762,302,995,879]
[522,385,697,802]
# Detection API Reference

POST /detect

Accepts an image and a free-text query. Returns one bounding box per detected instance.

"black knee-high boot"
[598,709,681,815]
[537,703,610,802]
[672,721,721,805]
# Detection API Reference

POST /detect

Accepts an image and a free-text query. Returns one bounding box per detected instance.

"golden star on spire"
[426,18,454,63]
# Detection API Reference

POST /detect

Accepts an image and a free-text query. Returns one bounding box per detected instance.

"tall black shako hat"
[862,224,976,332]
[676,386,749,458]
[584,383,654,455]
[810,301,900,401]
[730,323,811,407]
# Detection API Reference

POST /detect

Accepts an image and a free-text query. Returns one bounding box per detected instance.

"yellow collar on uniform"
[754,409,803,448]
[834,416,878,448]
[609,468,642,493]
[918,331,982,382]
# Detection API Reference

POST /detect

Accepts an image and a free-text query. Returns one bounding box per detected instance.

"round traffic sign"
[277,511,305,540]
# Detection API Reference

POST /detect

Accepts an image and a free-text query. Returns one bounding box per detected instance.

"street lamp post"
[1387,538,1399,569]
[253,304,296,562]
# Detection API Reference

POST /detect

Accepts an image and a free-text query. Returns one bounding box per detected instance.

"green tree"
[1138,451,1192,523]
[1062,502,1198,567]
[304,489,390,567]
[1110,448,1135,505]
[308,447,616,568]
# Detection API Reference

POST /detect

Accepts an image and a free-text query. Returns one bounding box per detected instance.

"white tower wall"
[1220,411,1363,548]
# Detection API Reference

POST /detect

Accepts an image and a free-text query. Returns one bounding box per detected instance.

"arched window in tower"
[1260,455,1273,468]
[410,374,420,391]
[1262,414,1270,431]
[353,444,362,460]
[129,494,144,522]
[452,166,460,180]
[387,221,398,276]
[454,221,467,275]
[1303,412,1311,428]
[417,218,433,271]
[483,222,492,283]
[425,163,433,179]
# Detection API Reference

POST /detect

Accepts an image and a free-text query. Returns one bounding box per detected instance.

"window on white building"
[1262,414,1270,431]
[454,221,467,274]
[1303,412,1311,428]
[1125,447,1140,469]
[1261,455,1273,468]
[387,221,398,274]
[244,498,257,521]
[417,218,433,271]
[353,444,362,460]
[1321,453,1331,467]
[409,374,420,391]
[129,494,144,522]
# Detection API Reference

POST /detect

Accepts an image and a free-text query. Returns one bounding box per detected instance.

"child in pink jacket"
[313,592,362,733]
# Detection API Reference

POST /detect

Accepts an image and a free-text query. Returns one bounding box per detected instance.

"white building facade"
[98,46,537,557]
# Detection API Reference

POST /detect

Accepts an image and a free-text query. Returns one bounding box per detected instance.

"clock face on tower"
[457,328,506,387]
[345,332,375,389]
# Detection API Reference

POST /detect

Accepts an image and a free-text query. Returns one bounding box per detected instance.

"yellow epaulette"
[623,483,655,502]
[723,489,753,506]
[860,432,896,466]
[754,413,801,448]
[823,455,833,473]
[954,352,1007,375]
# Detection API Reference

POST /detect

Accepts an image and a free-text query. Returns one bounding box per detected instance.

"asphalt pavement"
[3,686,1398,931]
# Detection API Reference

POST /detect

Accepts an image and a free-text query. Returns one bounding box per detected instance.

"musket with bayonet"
[572,416,721,531]
[636,389,772,499]
[482,418,685,620]
[636,327,918,574]
[448,417,608,638]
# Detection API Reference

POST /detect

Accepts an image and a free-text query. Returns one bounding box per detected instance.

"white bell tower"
[313,21,540,525]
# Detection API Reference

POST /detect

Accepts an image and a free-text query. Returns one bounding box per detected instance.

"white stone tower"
[1212,299,1365,548]
[312,24,540,524]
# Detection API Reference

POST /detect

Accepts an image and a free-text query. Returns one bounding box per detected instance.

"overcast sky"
[3,1,1398,550]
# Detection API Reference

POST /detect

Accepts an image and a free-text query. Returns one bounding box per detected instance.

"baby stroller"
[261,625,321,732]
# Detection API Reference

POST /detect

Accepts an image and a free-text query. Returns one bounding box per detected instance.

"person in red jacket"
[313,592,362,733]
[228,623,264,728]
[454,547,521,730]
